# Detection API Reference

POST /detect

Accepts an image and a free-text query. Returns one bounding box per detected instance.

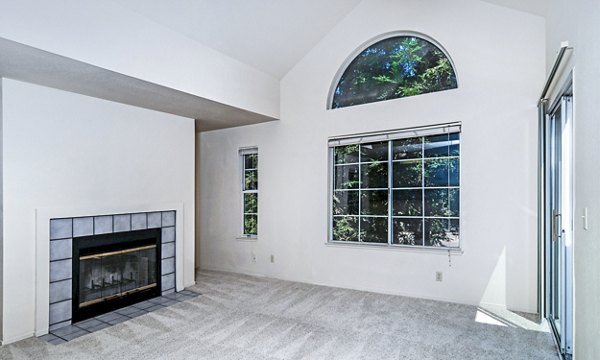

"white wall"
[0,79,3,341]
[546,0,600,358]
[199,0,545,313]
[1,79,195,344]
[0,0,279,119]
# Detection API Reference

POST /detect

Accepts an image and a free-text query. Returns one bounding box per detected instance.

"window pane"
[331,36,458,109]
[361,141,388,162]
[393,160,422,188]
[244,153,258,169]
[244,193,258,214]
[330,130,460,248]
[333,216,359,241]
[244,214,258,235]
[360,217,388,243]
[392,190,422,216]
[393,218,423,245]
[393,137,422,160]
[425,219,459,247]
[360,190,388,216]
[361,162,388,188]
[333,191,359,216]
[424,189,449,217]
[448,219,460,248]
[334,164,359,189]
[335,144,359,164]
[424,158,449,187]
[449,132,460,156]
[449,158,459,186]
[449,189,459,217]
[424,134,449,157]
[244,169,258,190]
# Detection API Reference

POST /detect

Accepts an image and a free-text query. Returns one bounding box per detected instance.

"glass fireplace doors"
[79,244,158,307]
[72,229,161,321]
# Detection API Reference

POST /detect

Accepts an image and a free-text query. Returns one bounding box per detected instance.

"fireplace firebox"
[72,229,161,322]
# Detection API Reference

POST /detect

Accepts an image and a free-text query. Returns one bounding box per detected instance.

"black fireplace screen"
[72,228,161,321]
[79,245,157,307]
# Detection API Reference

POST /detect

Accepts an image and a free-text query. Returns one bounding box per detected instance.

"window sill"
[236,236,258,242]
[325,241,464,255]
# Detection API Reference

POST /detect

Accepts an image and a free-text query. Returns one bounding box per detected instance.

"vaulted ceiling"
[111,0,362,79]
[481,0,548,17]
[111,0,546,80]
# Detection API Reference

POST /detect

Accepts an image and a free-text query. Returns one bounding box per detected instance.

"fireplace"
[72,229,161,322]
[49,211,176,331]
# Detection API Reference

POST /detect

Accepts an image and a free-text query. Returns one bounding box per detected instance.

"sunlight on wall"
[480,247,506,307]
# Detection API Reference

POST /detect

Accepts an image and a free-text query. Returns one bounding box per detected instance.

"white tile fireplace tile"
[49,320,71,331]
[113,214,131,232]
[162,211,175,227]
[50,259,72,282]
[73,217,93,237]
[162,242,175,259]
[50,219,72,240]
[49,300,72,324]
[50,279,72,304]
[147,212,162,228]
[94,216,113,234]
[162,258,175,275]
[161,273,175,290]
[161,227,175,243]
[131,213,147,230]
[50,238,72,261]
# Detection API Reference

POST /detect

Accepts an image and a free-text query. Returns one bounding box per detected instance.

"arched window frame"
[327,31,459,110]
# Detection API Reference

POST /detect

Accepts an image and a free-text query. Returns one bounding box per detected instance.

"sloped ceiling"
[111,0,546,80]
[111,0,362,79]
[479,0,548,16]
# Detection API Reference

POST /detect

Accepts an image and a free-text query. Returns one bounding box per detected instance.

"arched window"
[330,34,457,109]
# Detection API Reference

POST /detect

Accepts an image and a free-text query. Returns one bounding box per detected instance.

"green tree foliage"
[244,215,257,236]
[244,170,257,190]
[333,216,359,241]
[333,36,457,108]
[332,134,460,247]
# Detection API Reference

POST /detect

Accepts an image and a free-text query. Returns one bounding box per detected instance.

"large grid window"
[241,148,258,237]
[330,125,460,248]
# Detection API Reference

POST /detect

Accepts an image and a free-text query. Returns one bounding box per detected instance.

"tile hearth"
[39,290,200,345]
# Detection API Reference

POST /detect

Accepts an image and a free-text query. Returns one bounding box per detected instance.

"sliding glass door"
[545,94,573,358]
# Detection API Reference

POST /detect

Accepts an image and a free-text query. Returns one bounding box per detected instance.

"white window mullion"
[421,139,426,246]
[358,145,362,242]
[387,140,393,245]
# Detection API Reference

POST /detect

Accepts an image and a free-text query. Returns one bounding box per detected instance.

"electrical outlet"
[435,272,443,282]
[270,255,275,263]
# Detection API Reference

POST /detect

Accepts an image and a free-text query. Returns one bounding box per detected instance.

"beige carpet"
[0,270,558,359]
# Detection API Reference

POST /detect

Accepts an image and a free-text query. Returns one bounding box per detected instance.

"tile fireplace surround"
[48,210,176,331]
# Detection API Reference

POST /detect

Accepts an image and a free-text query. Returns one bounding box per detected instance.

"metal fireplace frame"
[72,228,162,322]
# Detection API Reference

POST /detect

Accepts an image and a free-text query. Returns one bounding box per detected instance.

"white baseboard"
[1,331,35,346]
[199,265,266,278]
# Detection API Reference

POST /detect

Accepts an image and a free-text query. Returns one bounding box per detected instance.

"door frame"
[539,74,574,359]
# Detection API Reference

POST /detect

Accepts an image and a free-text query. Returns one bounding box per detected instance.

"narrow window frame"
[328,123,461,251]
[240,147,258,238]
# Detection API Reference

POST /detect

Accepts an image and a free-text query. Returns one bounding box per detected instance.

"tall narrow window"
[241,148,258,237]
[330,124,460,248]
